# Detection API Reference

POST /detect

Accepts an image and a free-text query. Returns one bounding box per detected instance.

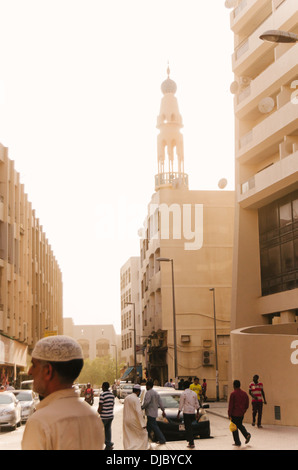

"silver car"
[0,392,22,430]
[119,383,134,400]
[12,390,39,422]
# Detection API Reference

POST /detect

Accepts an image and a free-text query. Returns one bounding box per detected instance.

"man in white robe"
[123,384,149,450]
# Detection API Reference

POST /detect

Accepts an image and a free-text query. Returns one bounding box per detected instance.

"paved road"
[1,398,298,451]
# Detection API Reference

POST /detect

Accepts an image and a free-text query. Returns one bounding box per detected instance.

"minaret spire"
[155,67,188,190]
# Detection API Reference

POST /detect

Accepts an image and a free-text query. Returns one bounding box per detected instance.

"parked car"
[118,383,134,400]
[20,380,33,390]
[0,392,22,430]
[140,387,210,441]
[12,390,39,422]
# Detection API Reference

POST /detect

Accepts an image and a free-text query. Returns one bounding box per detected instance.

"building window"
[259,191,298,296]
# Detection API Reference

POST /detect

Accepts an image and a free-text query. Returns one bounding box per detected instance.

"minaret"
[155,66,188,190]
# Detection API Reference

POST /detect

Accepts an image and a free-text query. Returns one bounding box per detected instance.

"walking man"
[98,382,115,450]
[141,380,167,445]
[190,377,202,405]
[228,380,251,447]
[249,374,267,428]
[202,379,207,402]
[123,384,149,450]
[177,381,200,449]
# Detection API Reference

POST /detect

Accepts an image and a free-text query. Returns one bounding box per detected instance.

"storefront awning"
[121,365,142,380]
[0,334,27,367]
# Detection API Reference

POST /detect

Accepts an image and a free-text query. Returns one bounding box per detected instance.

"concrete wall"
[231,323,298,426]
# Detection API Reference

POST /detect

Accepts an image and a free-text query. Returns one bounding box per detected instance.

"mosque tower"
[155,66,189,191]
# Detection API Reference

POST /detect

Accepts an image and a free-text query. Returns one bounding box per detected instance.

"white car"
[0,392,22,430]
[119,383,134,400]
[12,390,39,422]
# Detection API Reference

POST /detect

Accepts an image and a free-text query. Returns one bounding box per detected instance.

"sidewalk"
[207,400,229,419]
[199,401,298,450]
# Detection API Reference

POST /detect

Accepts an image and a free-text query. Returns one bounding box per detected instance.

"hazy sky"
[0,1,235,334]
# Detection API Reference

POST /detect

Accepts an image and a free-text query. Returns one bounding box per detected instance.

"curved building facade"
[229,0,298,425]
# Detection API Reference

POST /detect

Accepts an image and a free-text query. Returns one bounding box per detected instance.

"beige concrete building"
[229,0,298,425]
[120,257,142,379]
[63,317,120,363]
[0,143,63,385]
[139,70,235,399]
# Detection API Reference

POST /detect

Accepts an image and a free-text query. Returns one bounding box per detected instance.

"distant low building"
[63,317,121,362]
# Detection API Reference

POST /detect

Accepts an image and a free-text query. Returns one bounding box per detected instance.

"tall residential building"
[229,0,298,425]
[139,69,234,399]
[0,144,63,385]
[120,257,142,379]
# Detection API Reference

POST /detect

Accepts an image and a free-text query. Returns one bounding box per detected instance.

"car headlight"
[197,408,209,422]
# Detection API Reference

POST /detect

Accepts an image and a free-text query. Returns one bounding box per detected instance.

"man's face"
[28,358,48,396]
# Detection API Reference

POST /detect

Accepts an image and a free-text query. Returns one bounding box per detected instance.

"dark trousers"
[146,416,166,444]
[183,413,195,446]
[231,416,249,445]
[252,401,263,426]
[102,418,114,448]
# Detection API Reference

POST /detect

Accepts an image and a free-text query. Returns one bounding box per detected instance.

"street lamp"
[156,257,178,379]
[209,288,219,402]
[260,29,298,43]
[124,301,137,381]
[111,344,118,381]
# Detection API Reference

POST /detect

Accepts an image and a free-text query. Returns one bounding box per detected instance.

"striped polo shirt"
[99,390,115,419]
[249,382,263,402]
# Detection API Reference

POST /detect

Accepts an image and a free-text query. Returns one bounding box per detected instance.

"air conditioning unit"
[202,350,214,366]
[181,335,190,343]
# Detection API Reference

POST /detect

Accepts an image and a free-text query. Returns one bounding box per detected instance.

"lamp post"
[111,344,118,381]
[259,29,298,43]
[209,288,219,402]
[156,257,178,379]
[125,302,137,381]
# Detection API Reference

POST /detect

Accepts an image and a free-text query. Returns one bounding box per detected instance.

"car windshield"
[14,392,32,401]
[0,395,13,404]
[159,394,181,409]
[123,385,133,389]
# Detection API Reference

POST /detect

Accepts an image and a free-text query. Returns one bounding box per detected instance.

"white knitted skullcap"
[32,335,83,362]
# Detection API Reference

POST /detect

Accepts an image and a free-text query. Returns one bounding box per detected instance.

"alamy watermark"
[95,199,203,251]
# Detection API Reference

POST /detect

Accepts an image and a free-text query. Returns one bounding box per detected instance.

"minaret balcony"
[155,172,189,190]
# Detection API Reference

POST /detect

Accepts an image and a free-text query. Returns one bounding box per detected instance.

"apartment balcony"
[235,43,298,120]
[237,98,298,164]
[148,269,161,293]
[238,150,298,208]
[155,172,188,191]
[232,0,298,78]
[230,0,272,35]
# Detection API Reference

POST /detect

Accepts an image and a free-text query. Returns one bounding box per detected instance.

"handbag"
[229,420,237,432]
